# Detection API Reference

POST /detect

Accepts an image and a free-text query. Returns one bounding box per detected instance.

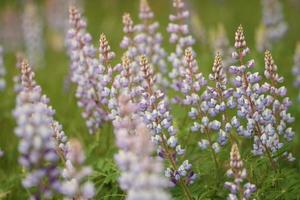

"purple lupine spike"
[110,54,143,120]
[22,1,45,68]
[256,0,287,52]
[178,48,221,157]
[136,0,168,87]
[229,25,278,168]
[0,46,6,90]
[114,94,171,200]
[138,55,196,186]
[61,139,95,200]
[167,0,195,91]
[66,7,110,134]
[14,60,61,199]
[262,51,295,161]
[224,143,256,200]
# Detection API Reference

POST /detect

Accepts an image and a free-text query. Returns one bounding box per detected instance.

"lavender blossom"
[224,143,256,200]
[14,60,61,199]
[0,46,6,90]
[67,7,110,134]
[22,1,45,68]
[138,55,196,186]
[256,0,287,52]
[135,0,168,87]
[114,94,171,200]
[167,0,195,91]
[61,139,95,200]
[263,50,295,161]
[229,25,278,168]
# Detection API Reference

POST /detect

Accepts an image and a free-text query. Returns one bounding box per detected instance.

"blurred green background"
[1,0,300,199]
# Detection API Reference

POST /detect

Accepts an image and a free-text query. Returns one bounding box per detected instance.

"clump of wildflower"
[209,24,234,71]
[229,25,280,168]
[135,0,168,87]
[14,60,61,199]
[61,139,95,200]
[167,0,196,91]
[224,143,256,200]
[22,1,45,67]
[256,0,287,52]
[0,46,6,90]
[114,94,171,200]
[262,50,295,161]
[67,7,110,133]
[292,42,300,101]
[138,55,196,186]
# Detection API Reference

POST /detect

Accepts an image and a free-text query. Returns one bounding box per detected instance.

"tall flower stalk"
[224,143,256,200]
[229,25,277,169]
[262,50,295,161]
[136,0,168,87]
[138,55,195,199]
[14,60,61,199]
[256,0,287,52]
[67,7,112,133]
[114,94,171,200]
[167,0,195,91]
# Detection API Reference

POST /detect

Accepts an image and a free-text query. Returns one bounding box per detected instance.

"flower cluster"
[230,25,274,158]
[14,59,94,199]
[114,94,171,200]
[14,60,61,199]
[229,25,295,164]
[61,139,95,200]
[135,0,168,87]
[67,7,112,133]
[263,50,295,161]
[224,143,256,200]
[167,0,195,91]
[22,1,45,67]
[179,48,235,166]
[256,0,287,52]
[138,55,196,185]
[0,46,6,90]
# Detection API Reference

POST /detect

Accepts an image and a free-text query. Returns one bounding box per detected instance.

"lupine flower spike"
[179,48,221,168]
[0,46,6,90]
[229,25,278,169]
[136,0,168,87]
[256,0,287,52]
[263,50,295,161]
[224,143,256,200]
[167,0,196,91]
[61,139,95,200]
[14,60,61,199]
[138,55,196,192]
[114,94,171,200]
[67,7,110,133]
